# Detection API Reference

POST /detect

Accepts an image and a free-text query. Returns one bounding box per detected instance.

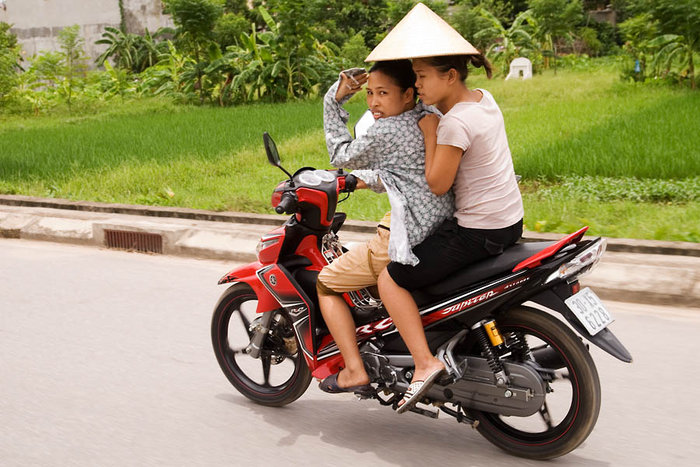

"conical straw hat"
[366,2,479,62]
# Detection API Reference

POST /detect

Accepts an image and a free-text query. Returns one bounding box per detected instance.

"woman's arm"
[426,145,462,196]
[323,80,383,170]
[351,169,385,193]
[419,114,461,196]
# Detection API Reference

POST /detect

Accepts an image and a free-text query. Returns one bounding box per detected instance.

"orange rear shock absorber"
[472,320,509,386]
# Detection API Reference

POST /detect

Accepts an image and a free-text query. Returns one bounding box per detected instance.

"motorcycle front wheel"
[211,283,312,407]
[471,306,601,460]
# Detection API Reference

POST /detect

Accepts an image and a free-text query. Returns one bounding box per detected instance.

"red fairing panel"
[512,226,589,272]
[256,264,317,369]
[311,354,345,380]
[258,226,285,265]
[296,187,331,227]
[218,262,281,314]
[295,235,326,269]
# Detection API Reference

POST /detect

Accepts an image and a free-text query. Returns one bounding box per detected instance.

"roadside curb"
[1,195,698,309]
[1,194,698,257]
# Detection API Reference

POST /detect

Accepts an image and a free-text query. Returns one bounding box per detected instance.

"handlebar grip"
[343,174,358,193]
[275,193,296,214]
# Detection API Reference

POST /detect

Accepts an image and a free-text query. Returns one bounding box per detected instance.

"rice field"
[1,67,698,241]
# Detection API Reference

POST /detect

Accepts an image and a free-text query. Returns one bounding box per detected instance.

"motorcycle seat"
[412,241,555,305]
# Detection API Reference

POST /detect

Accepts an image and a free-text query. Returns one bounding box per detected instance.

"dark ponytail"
[423,54,493,80]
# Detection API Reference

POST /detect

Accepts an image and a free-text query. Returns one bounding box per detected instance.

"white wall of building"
[0,0,172,64]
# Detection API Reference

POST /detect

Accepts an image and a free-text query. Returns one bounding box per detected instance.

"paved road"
[2,239,698,466]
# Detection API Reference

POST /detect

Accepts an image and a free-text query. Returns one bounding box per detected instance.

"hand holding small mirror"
[335,68,368,102]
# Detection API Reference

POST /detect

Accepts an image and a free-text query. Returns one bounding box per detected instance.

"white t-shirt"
[436,89,524,230]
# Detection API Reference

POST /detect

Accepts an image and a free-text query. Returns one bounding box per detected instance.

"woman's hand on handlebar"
[355,178,368,190]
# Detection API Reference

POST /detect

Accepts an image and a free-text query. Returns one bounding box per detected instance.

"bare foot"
[410,358,445,383]
[396,358,445,412]
[336,368,370,389]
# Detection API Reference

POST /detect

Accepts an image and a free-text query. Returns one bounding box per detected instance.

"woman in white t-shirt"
[377,54,524,413]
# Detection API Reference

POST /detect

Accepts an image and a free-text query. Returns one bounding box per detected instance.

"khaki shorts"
[317,227,390,294]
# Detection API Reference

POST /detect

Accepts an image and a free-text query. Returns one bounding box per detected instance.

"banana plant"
[476,8,538,76]
[648,34,696,89]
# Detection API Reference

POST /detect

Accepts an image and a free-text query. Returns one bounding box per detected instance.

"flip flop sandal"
[396,367,445,414]
[319,372,374,396]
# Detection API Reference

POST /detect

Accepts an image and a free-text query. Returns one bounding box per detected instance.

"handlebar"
[342,174,358,193]
[275,192,297,214]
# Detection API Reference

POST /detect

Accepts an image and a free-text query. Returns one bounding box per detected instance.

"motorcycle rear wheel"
[211,283,312,407]
[471,306,601,460]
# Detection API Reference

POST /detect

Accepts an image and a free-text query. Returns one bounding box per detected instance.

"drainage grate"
[104,229,163,254]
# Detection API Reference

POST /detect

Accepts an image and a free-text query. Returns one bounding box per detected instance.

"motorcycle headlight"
[545,238,607,284]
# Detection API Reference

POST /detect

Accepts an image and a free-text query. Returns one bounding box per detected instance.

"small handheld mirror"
[263,132,293,181]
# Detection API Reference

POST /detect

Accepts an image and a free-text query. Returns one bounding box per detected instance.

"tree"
[528,0,584,70]
[450,1,512,52]
[476,8,538,75]
[340,33,370,68]
[57,25,88,109]
[646,0,700,89]
[164,0,224,101]
[213,12,248,50]
[96,27,167,73]
[648,33,697,88]
[618,12,657,81]
[304,0,389,50]
[622,0,699,88]
[576,26,602,56]
[386,0,448,28]
[0,22,22,103]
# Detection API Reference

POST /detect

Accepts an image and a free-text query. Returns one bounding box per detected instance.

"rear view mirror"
[263,132,281,167]
[263,132,293,182]
[354,110,375,139]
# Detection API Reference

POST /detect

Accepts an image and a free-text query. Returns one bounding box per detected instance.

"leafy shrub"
[0,22,22,104]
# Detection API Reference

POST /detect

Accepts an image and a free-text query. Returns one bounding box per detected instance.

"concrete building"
[0,0,172,62]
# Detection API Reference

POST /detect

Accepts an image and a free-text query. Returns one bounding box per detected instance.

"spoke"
[262,356,272,387]
[539,402,554,429]
[237,309,253,338]
[226,346,247,358]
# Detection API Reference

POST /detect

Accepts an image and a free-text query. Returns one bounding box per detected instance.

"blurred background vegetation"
[1,1,698,241]
[1,0,698,114]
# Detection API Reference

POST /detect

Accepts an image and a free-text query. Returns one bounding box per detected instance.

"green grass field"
[1,67,698,242]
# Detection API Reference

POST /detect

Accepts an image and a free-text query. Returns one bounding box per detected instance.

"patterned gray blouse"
[323,80,455,265]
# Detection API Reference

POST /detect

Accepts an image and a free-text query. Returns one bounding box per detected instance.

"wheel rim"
[477,324,582,446]
[216,292,303,396]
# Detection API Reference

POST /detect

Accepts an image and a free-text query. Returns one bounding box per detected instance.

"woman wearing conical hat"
[372,3,524,413]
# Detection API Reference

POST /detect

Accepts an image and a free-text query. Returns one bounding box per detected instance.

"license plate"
[565,287,614,336]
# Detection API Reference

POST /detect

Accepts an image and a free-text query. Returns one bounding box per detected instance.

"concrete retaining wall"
[0,0,172,63]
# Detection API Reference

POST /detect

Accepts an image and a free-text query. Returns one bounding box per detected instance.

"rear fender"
[528,288,633,363]
[219,262,281,314]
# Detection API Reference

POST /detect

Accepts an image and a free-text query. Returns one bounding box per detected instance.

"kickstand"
[408,405,439,419]
[439,403,479,428]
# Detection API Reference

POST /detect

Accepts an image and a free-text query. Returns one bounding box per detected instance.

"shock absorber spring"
[510,331,532,361]
[472,320,509,386]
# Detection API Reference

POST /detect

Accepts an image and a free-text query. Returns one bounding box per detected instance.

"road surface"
[1,239,698,466]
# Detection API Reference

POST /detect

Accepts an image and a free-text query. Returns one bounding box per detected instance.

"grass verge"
[1,69,698,242]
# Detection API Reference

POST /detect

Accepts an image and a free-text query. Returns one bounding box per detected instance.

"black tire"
[211,283,312,407]
[471,306,601,460]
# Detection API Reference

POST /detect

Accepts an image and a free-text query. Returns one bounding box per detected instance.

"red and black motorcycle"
[211,133,632,460]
